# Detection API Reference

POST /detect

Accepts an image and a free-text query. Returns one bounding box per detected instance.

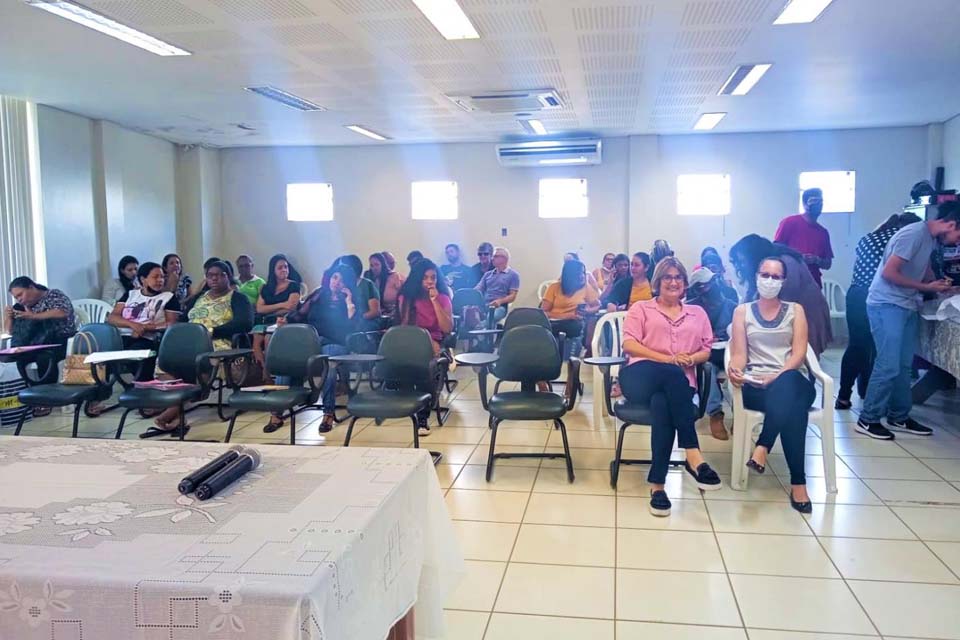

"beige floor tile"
[466,444,545,468]
[863,479,960,505]
[428,443,478,465]
[451,520,520,562]
[848,580,960,639]
[349,426,415,445]
[730,574,874,634]
[920,457,960,481]
[533,468,615,496]
[841,456,941,480]
[706,500,813,535]
[618,529,725,572]
[617,622,747,640]
[801,477,884,505]
[892,506,960,541]
[445,560,506,611]
[617,497,713,532]
[747,632,876,640]
[494,563,615,619]
[616,569,741,626]
[547,429,619,449]
[511,523,615,567]
[444,489,529,523]
[896,434,960,459]
[704,474,789,502]
[834,438,911,458]
[424,427,487,445]
[481,428,550,447]
[452,464,539,492]
[717,533,839,578]
[614,468,704,499]
[485,613,614,640]
[434,464,463,489]
[418,610,488,640]
[541,446,650,471]
[927,541,960,576]
[522,493,615,527]
[820,537,958,583]
[804,504,916,539]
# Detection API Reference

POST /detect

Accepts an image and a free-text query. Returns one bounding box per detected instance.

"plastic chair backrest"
[494,325,561,383]
[590,311,627,358]
[821,279,846,315]
[452,288,484,313]
[502,307,551,333]
[74,299,113,326]
[157,323,214,383]
[537,279,558,302]
[266,324,322,380]
[375,325,434,389]
[73,323,123,354]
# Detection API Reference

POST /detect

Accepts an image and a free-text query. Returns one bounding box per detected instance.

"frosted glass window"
[677,174,731,216]
[798,170,856,213]
[539,178,588,218]
[286,183,333,221]
[412,181,458,220]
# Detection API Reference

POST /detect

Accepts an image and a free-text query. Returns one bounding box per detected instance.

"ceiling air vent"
[446,89,563,114]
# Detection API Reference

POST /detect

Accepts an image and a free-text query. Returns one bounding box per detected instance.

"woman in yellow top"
[593,252,616,291]
[541,259,600,358]
[605,252,653,311]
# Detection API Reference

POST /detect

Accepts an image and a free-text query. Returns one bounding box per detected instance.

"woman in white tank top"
[727,257,816,513]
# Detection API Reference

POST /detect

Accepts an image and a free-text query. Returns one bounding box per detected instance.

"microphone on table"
[195,448,261,501]
[177,445,244,495]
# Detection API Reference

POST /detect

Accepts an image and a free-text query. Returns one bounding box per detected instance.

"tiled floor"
[7,349,960,639]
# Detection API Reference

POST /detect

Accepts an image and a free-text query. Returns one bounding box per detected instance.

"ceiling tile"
[163,29,254,51]
[577,32,644,54]
[680,0,774,26]
[571,4,655,31]
[388,41,468,63]
[582,54,643,72]
[207,0,317,21]
[661,67,728,83]
[484,37,557,59]
[266,23,352,48]
[330,0,412,12]
[358,16,438,41]
[667,50,736,67]
[471,9,548,35]
[584,70,644,87]
[673,28,751,49]
[83,0,214,27]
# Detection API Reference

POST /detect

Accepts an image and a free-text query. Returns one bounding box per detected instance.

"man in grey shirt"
[857,202,960,439]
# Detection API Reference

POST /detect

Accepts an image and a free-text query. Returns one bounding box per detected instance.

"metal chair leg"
[224,410,243,442]
[412,415,420,449]
[344,416,359,447]
[13,408,29,436]
[556,418,575,483]
[289,410,297,445]
[486,418,500,482]
[115,408,134,439]
[177,404,186,441]
[611,423,628,488]
[216,384,228,421]
[71,402,82,438]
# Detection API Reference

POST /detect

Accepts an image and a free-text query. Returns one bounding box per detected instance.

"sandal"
[263,416,284,433]
[746,458,766,474]
[140,426,173,439]
[32,407,52,418]
[86,402,106,417]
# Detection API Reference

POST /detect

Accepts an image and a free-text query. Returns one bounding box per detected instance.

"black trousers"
[839,285,874,400]
[619,360,699,484]
[741,370,816,485]
[550,318,583,359]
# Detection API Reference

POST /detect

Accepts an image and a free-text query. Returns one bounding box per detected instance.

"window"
[411,181,458,220]
[798,170,856,213]
[676,173,731,216]
[286,183,333,221]
[539,178,588,219]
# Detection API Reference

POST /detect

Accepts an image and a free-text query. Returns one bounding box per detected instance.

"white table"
[0,437,463,639]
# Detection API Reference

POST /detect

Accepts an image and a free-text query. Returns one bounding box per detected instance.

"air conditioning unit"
[447,89,563,113]
[496,139,602,167]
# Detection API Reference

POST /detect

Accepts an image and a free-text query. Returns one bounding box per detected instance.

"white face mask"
[756,275,783,299]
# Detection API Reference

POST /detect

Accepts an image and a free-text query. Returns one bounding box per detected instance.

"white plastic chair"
[821,279,846,320]
[589,311,627,425]
[726,345,837,493]
[73,298,113,325]
[537,279,558,302]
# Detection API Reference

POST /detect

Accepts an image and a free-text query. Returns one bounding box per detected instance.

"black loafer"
[790,494,813,514]
[684,461,722,491]
[262,419,283,433]
[649,489,672,517]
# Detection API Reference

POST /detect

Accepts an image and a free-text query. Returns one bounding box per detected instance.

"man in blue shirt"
[475,246,520,323]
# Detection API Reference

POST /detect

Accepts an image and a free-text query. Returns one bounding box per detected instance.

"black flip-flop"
[168,425,191,438]
[139,426,171,439]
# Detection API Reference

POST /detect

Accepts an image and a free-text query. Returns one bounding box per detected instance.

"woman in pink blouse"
[620,257,721,517]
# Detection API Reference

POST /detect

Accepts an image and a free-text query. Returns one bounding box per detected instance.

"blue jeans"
[706,362,724,416]
[322,343,350,413]
[491,305,507,324]
[860,303,918,423]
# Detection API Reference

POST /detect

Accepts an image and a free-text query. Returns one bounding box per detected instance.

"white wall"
[945,115,960,190]
[35,106,176,298]
[219,139,630,305]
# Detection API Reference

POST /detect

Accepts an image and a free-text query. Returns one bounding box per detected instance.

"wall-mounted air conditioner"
[495,139,602,167]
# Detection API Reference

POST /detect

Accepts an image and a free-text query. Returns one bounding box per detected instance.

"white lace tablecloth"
[0,437,463,639]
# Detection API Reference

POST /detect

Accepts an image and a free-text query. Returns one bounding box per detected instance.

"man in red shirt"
[774,188,834,287]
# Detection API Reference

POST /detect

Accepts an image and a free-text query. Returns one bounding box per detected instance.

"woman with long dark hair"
[338,254,381,329]
[541,259,599,358]
[599,253,630,303]
[729,234,832,356]
[102,255,139,304]
[256,254,301,320]
[365,252,403,318]
[398,259,453,356]
[605,252,653,311]
[161,253,193,304]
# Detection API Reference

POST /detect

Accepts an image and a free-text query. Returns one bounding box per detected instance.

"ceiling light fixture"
[519,119,548,135]
[773,0,834,25]
[24,0,191,56]
[245,86,326,111]
[411,0,480,40]
[719,63,772,96]
[345,125,391,141]
[694,113,726,130]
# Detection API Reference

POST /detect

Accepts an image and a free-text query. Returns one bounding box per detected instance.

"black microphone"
[195,448,261,501]
[177,445,244,495]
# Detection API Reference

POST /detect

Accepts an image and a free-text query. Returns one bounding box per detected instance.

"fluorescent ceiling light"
[540,157,588,165]
[773,0,834,24]
[245,86,325,111]
[345,125,391,141]
[719,63,772,96]
[694,113,726,130]
[25,0,190,56]
[411,0,480,40]
[519,119,548,135]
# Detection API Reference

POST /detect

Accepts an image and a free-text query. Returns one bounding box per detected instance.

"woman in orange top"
[605,252,653,311]
[541,259,599,358]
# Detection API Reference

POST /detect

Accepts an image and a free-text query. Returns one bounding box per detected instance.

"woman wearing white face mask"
[727,257,816,513]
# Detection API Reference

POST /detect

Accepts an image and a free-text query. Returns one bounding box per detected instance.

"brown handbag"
[60,332,106,385]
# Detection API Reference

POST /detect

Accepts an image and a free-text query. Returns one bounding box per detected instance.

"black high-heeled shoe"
[790,494,812,514]
[746,459,765,474]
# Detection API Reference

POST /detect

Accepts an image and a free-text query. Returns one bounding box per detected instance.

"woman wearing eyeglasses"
[726,256,815,513]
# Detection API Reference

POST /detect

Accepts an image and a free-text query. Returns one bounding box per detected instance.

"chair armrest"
[564,357,581,412]
[306,354,329,394]
[89,361,118,390]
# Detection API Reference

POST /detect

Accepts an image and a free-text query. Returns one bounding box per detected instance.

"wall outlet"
[501,227,507,237]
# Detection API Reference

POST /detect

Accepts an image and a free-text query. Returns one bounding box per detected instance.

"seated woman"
[338,254,381,331]
[253,254,302,367]
[618,257,721,517]
[4,277,77,415]
[107,262,181,381]
[144,261,253,437]
[102,255,139,305]
[727,256,815,513]
[730,234,832,356]
[564,252,600,292]
[161,253,193,305]
[648,239,675,280]
[593,252,616,292]
[236,254,266,306]
[366,252,403,319]
[541,259,599,359]
[599,253,630,303]
[605,252,653,311]
[273,263,357,434]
